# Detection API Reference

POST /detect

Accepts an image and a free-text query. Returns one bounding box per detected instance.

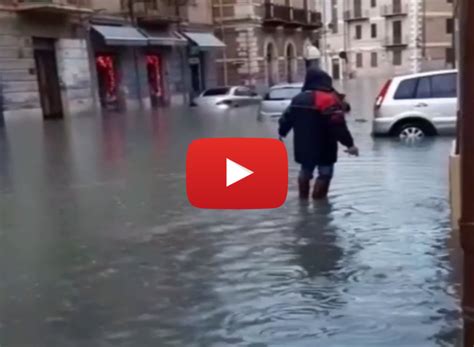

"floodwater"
[0,78,462,346]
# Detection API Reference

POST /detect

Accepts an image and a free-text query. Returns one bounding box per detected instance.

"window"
[446,47,455,65]
[446,18,454,34]
[393,49,402,65]
[355,25,362,39]
[268,87,301,100]
[371,24,377,38]
[202,88,230,96]
[415,77,431,98]
[356,53,363,67]
[331,0,338,34]
[234,87,255,97]
[371,0,376,7]
[371,52,378,67]
[393,20,402,43]
[431,73,457,98]
[394,78,417,99]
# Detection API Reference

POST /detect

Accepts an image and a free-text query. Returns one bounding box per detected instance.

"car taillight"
[375,79,392,110]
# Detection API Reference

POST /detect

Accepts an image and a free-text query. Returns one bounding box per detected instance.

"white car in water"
[258,83,303,118]
[192,86,262,109]
[372,69,457,139]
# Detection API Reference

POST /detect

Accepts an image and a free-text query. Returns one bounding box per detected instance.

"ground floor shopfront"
[0,12,225,120]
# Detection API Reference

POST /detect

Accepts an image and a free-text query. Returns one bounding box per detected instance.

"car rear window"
[202,88,230,96]
[268,87,301,100]
[394,78,417,99]
[431,73,457,98]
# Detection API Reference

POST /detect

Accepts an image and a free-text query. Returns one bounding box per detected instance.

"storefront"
[90,24,149,110]
[141,30,187,107]
[181,32,225,99]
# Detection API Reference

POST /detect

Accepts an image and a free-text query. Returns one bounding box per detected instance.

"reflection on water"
[0,78,462,346]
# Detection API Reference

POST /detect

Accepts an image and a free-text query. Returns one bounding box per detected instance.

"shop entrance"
[96,54,119,109]
[33,38,63,119]
[146,54,165,107]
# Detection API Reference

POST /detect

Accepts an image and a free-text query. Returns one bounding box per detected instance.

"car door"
[410,75,442,122]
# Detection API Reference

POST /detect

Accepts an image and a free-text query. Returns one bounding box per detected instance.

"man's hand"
[345,146,359,157]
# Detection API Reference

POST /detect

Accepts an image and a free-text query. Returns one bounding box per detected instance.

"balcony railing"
[343,8,370,22]
[263,2,321,29]
[384,35,409,48]
[381,4,408,17]
[131,0,186,23]
[16,0,92,11]
[264,3,290,23]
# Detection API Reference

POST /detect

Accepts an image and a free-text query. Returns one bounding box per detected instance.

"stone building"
[0,0,95,119]
[0,0,224,120]
[212,0,322,92]
[317,0,455,79]
[420,0,455,71]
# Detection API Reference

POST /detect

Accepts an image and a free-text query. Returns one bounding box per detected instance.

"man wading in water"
[278,67,359,200]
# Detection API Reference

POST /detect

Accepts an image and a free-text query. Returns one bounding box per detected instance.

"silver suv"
[372,70,457,139]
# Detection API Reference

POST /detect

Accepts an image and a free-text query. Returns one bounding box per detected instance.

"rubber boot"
[312,178,331,200]
[298,177,311,200]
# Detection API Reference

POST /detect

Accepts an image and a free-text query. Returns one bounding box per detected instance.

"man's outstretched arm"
[278,107,294,138]
[330,113,359,156]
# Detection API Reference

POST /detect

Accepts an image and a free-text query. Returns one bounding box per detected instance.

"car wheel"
[396,123,427,141]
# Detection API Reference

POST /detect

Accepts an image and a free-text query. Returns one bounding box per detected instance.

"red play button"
[186,138,288,209]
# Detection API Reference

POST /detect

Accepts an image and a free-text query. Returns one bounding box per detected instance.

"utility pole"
[128,0,143,109]
[459,0,474,345]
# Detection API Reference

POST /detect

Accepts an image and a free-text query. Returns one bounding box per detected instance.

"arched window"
[285,42,297,83]
[265,41,278,86]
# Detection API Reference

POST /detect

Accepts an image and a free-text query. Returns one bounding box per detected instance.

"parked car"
[192,86,262,109]
[372,69,457,139]
[258,83,303,118]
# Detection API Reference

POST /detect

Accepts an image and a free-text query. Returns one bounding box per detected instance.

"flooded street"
[0,79,462,346]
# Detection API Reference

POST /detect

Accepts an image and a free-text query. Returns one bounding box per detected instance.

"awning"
[92,25,148,46]
[142,30,187,46]
[181,32,225,49]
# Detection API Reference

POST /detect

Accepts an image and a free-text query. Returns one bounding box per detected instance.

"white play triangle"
[226,158,254,187]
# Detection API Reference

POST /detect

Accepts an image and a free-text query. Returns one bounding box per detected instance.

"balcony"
[131,0,185,25]
[384,35,409,48]
[263,3,321,29]
[343,8,369,22]
[15,0,92,13]
[381,4,408,17]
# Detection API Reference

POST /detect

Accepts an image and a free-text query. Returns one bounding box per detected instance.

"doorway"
[147,54,165,107]
[393,20,402,45]
[33,38,63,119]
[96,54,119,109]
[332,58,341,80]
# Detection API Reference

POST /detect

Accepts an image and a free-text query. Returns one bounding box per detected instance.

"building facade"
[0,0,224,120]
[318,0,455,79]
[420,0,455,71]
[0,0,95,119]
[213,0,322,92]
